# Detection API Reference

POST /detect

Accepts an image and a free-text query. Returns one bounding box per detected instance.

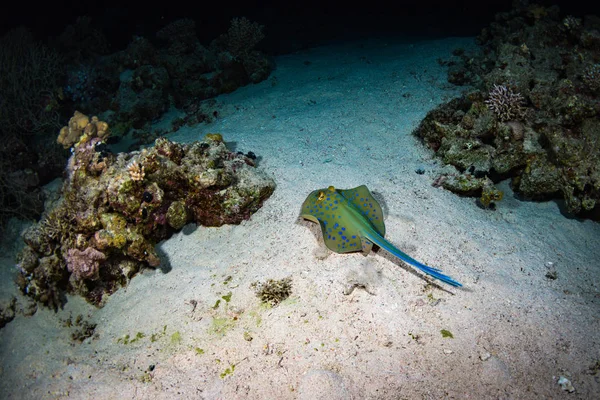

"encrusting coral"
[17,111,275,309]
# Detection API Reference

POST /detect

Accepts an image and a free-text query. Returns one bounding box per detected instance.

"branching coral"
[485,84,526,122]
[126,160,145,181]
[36,203,77,253]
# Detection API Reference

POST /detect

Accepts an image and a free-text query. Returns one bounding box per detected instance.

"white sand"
[1,36,600,399]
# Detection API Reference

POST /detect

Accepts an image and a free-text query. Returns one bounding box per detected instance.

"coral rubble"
[251,277,293,306]
[17,112,275,309]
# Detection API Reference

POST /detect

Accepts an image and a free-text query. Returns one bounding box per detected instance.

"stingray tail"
[366,232,462,287]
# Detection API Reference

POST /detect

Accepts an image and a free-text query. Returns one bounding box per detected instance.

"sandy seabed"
[1,36,600,399]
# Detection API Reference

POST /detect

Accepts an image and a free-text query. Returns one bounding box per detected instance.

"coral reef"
[0,16,272,235]
[415,4,600,219]
[63,16,273,141]
[113,65,171,129]
[17,112,275,309]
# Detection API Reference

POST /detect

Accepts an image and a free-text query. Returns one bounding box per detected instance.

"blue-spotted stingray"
[300,185,462,287]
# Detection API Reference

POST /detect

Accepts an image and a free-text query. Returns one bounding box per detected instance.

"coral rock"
[21,124,275,308]
[57,111,110,149]
[166,201,188,230]
[66,247,106,281]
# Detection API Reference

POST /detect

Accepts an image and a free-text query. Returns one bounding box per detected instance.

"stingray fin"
[338,185,386,237]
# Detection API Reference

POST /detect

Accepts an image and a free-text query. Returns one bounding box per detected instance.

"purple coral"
[66,248,106,281]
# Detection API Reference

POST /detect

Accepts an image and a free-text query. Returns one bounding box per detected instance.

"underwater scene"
[1,1,599,398]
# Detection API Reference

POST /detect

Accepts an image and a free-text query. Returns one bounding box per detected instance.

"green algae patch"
[441,329,454,338]
[170,331,182,345]
[117,331,146,345]
[139,372,153,383]
[117,334,131,345]
[119,325,168,345]
[220,364,235,379]
[210,317,236,336]
[249,311,262,327]
[130,332,145,343]
[151,325,168,342]
[221,292,232,303]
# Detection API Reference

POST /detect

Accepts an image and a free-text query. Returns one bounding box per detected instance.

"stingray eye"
[327,186,335,192]
[317,191,326,202]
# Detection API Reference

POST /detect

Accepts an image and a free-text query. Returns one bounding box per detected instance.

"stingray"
[300,185,462,287]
